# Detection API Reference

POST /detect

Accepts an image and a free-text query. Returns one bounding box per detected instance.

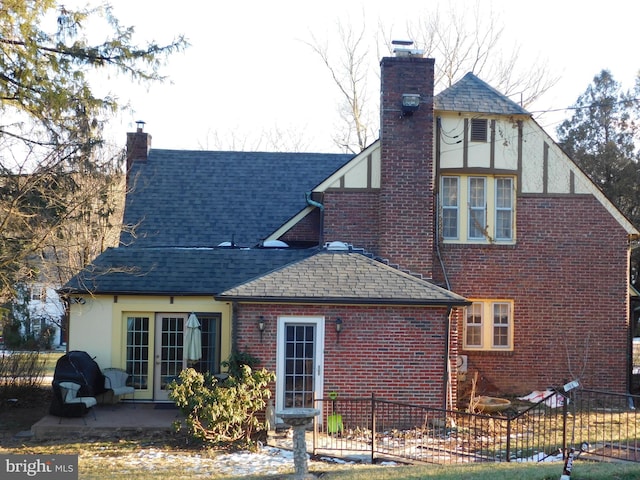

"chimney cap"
[392,40,424,58]
[135,120,146,132]
[392,40,414,46]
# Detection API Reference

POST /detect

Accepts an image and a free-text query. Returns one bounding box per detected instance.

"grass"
[41,350,65,376]
[3,436,640,479]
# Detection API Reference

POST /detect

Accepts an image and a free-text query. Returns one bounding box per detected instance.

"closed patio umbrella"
[184,312,202,364]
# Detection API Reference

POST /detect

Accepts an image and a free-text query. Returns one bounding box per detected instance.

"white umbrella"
[184,313,202,364]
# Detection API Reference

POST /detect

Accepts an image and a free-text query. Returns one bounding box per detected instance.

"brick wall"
[235,303,456,408]
[379,55,435,277]
[438,195,631,394]
[323,190,380,252]
[280,208,321,246]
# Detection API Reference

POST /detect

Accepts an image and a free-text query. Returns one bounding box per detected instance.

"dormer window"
[470,118,488,142]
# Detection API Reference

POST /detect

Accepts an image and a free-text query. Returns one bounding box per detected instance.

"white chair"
[103,368,135,406]
[58,381,97,423]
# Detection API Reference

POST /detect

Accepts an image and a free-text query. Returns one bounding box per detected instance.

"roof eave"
[213,295,471,307]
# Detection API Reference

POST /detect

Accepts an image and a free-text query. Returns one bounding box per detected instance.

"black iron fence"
[312,389,640,465]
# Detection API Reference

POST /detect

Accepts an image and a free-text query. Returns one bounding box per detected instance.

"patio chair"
[103,368,135,406]
[55,381,97,424]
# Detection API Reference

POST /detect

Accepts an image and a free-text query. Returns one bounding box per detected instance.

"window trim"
[463,300,514,351]
[440,174,516,244]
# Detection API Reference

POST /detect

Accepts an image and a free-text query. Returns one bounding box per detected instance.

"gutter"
[213,295,471,307]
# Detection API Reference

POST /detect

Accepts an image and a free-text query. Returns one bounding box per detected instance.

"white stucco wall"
[68,294,232,400]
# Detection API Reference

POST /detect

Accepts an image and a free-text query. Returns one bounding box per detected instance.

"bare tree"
[305,20,378,154]
[199,125,311,153]
[308,3,559,153]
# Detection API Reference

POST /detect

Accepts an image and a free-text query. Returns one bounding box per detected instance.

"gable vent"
[470,118,488,142]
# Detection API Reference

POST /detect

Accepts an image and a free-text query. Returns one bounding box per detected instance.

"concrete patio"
[30,403,182,440]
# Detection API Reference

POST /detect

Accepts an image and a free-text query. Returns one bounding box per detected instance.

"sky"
[78,0,640,154]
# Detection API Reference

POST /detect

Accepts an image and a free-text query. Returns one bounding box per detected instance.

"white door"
[154,313,187,401]
[276,317,324,412]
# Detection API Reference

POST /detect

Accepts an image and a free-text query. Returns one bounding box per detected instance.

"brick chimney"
[126,121,151,180]
[379,48,435,277]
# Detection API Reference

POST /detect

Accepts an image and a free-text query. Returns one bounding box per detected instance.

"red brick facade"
[232,53,633,409]
[378,56,435,277]
[323,190,380,253]
[235,303,457,408]
[437,195,630,394]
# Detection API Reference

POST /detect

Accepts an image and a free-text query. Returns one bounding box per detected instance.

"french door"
[276,317,324,413]
[154,313,187,401]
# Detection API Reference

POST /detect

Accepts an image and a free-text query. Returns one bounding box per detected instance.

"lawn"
[41,350,65,376]
[1,386,640,479]
[2,359,640,479]
[3,438,640,480]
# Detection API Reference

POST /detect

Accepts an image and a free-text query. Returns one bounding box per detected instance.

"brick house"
[62,48,638,411]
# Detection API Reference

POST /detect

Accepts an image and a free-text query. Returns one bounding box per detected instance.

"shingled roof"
[435,72,530,115]
[120,150,353,248]
[61,247,320,295]
[216,251,469,306]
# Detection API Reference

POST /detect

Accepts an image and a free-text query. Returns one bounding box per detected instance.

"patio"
[30,403,182,440]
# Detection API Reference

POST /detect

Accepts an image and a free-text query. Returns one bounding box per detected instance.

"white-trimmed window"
[463,300,514,351]
[30,285,45,301]
[440,175,515,243]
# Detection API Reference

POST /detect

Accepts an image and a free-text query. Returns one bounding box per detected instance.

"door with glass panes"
[276,317,324,413]
[154,313,187,401]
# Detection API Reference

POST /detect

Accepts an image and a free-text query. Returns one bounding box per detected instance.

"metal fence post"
[371,392,376,464]
[562,393,568,459]
[506,415,511,462]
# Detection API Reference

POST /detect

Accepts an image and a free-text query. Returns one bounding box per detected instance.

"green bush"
[168,365,275,449]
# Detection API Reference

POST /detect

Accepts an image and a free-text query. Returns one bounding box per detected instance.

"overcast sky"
[79,0,640,153]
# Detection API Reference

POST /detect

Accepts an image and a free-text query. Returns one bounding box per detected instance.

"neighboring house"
[5,282,64,348]
[61,48,638,411]
[27,283,64,347]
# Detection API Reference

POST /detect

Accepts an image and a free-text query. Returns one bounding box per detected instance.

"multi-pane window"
[495,178,513,240]
[463,301,513,351]
[440,175,515,243]
[465,303,483,347]
[493,303,510,347]
[30,285,45,301]
[191,314,221,375]
[284,324,315,408]
[441,176,459,239]
[126,316,149,389]
[468,177,487,239]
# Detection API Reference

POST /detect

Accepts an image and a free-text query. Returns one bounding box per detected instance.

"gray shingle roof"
[435,72,530,115]
[120,150,353,248]
[61,247,319,295]
[216,251,469,306]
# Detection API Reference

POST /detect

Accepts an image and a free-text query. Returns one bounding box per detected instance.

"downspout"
[305,191,325,246]
[444,305,453,412]
[231,301,239,354]
[434,193,451,291]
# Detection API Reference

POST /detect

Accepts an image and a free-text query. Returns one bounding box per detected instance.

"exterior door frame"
[153,313,188,401]
[275,316,325,415]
